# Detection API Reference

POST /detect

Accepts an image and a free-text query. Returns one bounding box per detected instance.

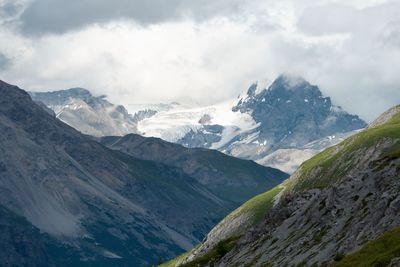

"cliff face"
[170,105,400,267]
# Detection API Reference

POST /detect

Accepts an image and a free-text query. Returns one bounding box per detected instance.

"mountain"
[135,74,367,173]
[163,105,400,266]
[0,80,286,266]
[30,75,366,173]
[99,134,288,203]
[232,74,366,148]
[29,88,140,137]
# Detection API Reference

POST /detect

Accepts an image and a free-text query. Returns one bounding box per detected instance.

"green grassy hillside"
[286,107,400,192]
[332,227,400,267]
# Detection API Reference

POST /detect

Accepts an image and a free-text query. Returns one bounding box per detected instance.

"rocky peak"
[29,87,93,106]
[271,74,309,89]
[232,75,367,150]
[246,82,258,97]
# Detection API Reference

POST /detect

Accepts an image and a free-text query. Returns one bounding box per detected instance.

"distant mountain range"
[30,74,367,173]
[164,105,400,267]
[0,80,286,266]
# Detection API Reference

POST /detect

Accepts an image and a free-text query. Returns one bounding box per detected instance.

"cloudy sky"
[0,0,399,121]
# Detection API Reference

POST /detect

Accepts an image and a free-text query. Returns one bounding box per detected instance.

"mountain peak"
[246,82,258,97]
[269,74,318,96]
[274,73,308,88]
[232,75,367,150]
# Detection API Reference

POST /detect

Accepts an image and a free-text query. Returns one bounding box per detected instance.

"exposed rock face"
[100,134,288,204]
[29,88,139,136]
[174,105,400,267]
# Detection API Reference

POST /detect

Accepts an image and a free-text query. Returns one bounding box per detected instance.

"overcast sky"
[0,0,399,121]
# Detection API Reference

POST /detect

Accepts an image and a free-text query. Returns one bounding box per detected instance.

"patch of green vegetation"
[178,236,241,267]
[287,109,400,192]
[233,186,282,226]
[158,251,191,267]
[332,226,400,267]
[333,252,345,262]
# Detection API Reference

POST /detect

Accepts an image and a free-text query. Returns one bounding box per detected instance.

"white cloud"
[0,0,399,122]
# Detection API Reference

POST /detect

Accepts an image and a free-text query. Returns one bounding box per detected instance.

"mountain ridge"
[100,133,288,203]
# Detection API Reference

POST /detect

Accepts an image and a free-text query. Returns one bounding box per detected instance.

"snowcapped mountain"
[29,88,140,137]
[136,74,367,173]
[30,75,367,173]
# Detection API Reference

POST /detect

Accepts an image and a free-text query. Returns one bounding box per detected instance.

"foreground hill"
[0,80,286,266]
[165,105,400,266]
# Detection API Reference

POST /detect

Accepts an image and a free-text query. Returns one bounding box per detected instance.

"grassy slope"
[160,237,240,267]
[159,251,192,267]
[333,227,400,267]
[231,186,282,226]
[286,109,400,192]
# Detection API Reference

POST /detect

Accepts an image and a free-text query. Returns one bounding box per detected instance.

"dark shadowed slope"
[100,134,288,204]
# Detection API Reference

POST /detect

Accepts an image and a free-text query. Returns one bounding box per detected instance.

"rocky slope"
[0,205,54,267]
[29,88,140,136]
[0,80,286,266]
[165,105,400,267]
[100,134,287,204]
